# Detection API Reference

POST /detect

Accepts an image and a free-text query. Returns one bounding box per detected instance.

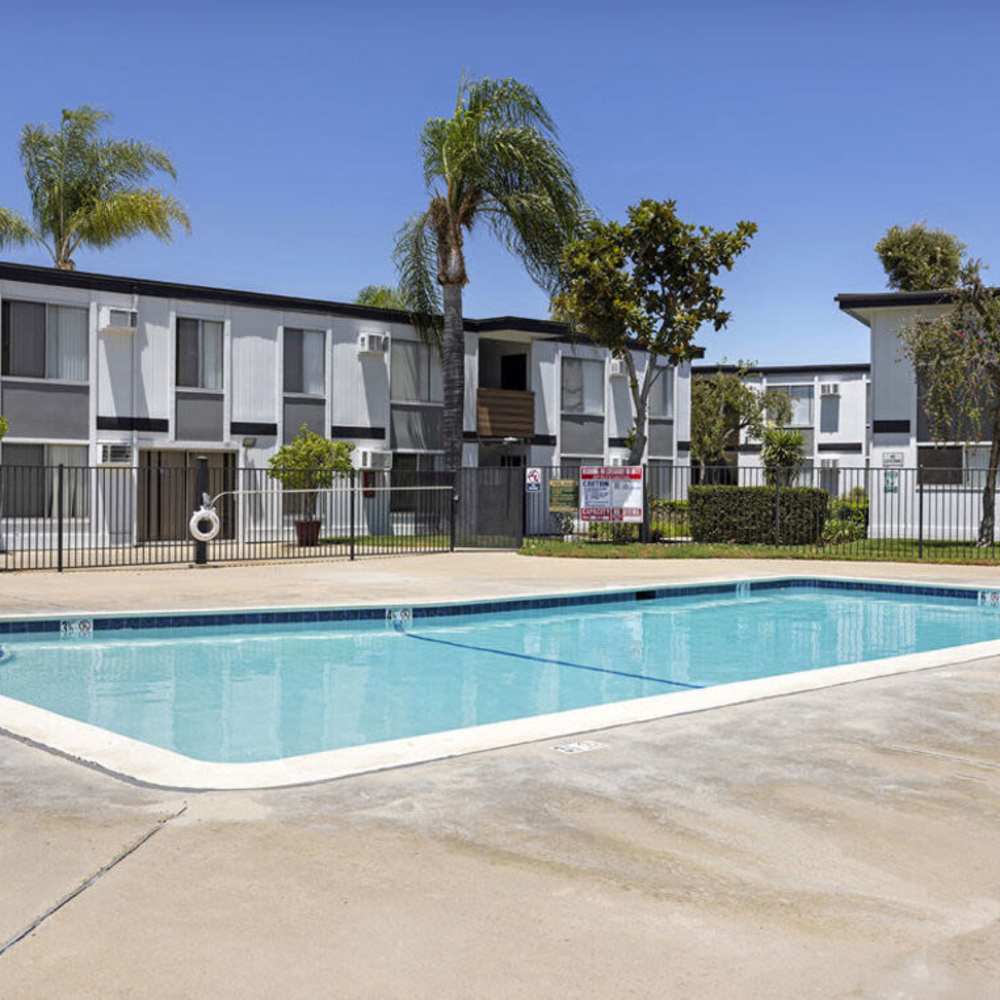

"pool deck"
[2,553,1000,997]
[3,549,1000,616]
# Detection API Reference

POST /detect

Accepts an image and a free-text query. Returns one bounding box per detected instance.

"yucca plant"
[0,106,190,270]
[394,76,586,469]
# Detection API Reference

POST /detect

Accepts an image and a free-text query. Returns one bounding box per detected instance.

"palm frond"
[71,189,191,252]
[0,207,38,250]
[393,211,443,345]
[475,124,587,290]
[355,284,410,311]
[462,77,557,136]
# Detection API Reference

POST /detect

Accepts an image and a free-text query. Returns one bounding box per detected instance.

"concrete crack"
[0,804,187,957]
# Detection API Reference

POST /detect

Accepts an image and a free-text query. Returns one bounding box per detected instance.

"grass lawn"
[520,537,1000,565]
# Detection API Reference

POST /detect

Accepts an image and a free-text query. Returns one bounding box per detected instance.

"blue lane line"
[405,632,704,690]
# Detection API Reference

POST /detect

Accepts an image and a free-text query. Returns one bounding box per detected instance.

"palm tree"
[355,284,410,310]
[0,106,189,271]
[394,77,585,470]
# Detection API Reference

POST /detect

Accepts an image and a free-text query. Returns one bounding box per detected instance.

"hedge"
[688,485,829,545]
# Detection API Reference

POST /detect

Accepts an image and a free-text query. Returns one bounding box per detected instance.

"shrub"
[822,490,869,544]
[651,498,690,539]
[267,425,354,519]
[689,485,829,545]
[761,426,805,486]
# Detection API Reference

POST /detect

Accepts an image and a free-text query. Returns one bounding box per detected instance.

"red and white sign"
[579,466,644,522]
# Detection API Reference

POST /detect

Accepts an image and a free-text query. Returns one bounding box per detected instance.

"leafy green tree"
[0,106,189,270]
[761,426,805,487]
[555,200,757,464]
[0,415,7,440]
[691,364,792,472]
[394,76,586,469]
[875,223,965,291]
[899,258,1000,544]
[355,284,410,310]
[266,425,354,520]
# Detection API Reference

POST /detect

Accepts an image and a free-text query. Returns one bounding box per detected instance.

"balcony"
[476,388,534,439]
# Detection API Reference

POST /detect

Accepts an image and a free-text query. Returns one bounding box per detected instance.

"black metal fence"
[521,463,1000,563]
[0,464,458,571]
[2,461,999,571]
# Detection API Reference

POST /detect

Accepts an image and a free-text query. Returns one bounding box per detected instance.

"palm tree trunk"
[977,406,1000,546]
[441,282,465,471]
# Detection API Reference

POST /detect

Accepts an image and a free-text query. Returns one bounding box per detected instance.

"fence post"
[57,463,64,573]
[773,475,782,544]
[449,470,458,552]
[194,455,208,565]
[918,470,924,559]
[349,467,356,561]
[639,463,651,543]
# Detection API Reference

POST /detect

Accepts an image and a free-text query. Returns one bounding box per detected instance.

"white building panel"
[231,306,280,423]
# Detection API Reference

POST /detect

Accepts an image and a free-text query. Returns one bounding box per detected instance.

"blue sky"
[2,1,997,364]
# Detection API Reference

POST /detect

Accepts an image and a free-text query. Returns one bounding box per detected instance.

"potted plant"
[266,425,354,547]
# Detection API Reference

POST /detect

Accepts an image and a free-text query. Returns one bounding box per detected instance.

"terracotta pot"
[294,519,322,547]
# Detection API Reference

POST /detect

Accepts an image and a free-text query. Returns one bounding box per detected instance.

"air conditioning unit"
[609,358,626,378]
[358,331,389,356]
[609,455,625,466]
[103,309,138,335]
[357,449,393,471]
[820,382,841,397]
[98,443,134,466]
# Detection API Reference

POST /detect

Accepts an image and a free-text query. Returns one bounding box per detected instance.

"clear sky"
[2,1,997,365]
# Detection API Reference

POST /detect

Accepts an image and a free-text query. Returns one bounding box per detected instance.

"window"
[769,385,813,427]
[648,365,674,458]
[390,341,442,452]
[648,366,673,419]
[176,318,223,390]
[920,445,1000,489]
[1,301,89,381]
[390,452,445,512]
[1,443,90,518]
[561,357,604,459]
[391,340,442,402]
[561,357,604,415]
[283,328,325,395]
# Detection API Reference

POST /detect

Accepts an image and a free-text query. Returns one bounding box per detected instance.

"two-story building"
[0,261,693,543]
[837,289,996,539]
[692,362,870,491]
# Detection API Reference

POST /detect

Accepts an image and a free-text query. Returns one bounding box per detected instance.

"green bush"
[688,485,829,545]
[587,522,640,543]
[651,498,690,539]
[821,489,869,545]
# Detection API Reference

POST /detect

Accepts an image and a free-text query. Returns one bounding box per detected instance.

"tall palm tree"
[394,77,585,469]
[0,106,189,271]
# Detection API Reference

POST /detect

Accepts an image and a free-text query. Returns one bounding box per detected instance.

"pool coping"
[2,572,1000,790]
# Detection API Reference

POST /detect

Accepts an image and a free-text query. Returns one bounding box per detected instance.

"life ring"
[189,506,221,542]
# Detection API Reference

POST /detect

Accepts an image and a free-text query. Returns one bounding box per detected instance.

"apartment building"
[0,261,693,538]
[692,362,870,489]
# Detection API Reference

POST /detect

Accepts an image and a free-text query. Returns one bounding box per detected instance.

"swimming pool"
[2,577,1000,787]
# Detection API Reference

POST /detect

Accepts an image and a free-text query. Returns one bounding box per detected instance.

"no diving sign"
[526,467,542,493]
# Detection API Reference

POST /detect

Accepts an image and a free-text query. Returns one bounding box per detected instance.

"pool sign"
[579,466,644,523]
[525,467,542,493]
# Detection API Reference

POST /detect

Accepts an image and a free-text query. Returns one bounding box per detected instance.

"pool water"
[1,585,998,763]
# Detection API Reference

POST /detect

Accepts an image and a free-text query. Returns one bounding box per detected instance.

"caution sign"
[579,466,644,523]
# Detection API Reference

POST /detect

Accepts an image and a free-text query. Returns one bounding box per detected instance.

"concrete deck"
[2,554,999,996]
[3,550,1000,615]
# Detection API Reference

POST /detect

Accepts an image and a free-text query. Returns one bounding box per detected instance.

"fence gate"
[454,467,523,548]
